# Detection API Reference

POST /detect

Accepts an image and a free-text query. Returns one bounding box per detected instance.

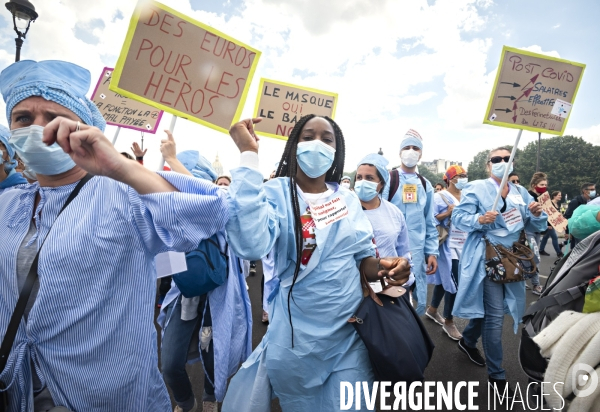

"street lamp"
[5,0,38,62]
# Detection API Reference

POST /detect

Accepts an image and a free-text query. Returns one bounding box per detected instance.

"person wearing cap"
[355,153,414,295]
[157,134,252,412]
[451,146,546,396]
[425,165,468,341]
[383,129,438,315]
[0,124,27,190]
[0,60,228,411]
[341,175,351,189]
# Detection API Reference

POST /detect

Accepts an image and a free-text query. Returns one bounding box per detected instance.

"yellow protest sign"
[484,46,585,135]
[538,192,568,232]
[252,78,337,140]
[91,67,164,133]
[110,0,261,134]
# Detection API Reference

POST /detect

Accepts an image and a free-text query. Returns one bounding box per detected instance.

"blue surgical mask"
[491,162,513,179]
[590,190,597,198]
[455,178,468,190]
[9,125,76,176]
[354,180,380,201]
[296,140,336,178]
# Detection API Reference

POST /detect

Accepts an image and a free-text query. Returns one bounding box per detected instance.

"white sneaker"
[174,399,197,412]
[442,323,462,341]
[425,307,445,326]
[202,401,218,412]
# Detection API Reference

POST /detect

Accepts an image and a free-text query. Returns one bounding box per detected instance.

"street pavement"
[159,252,562,411]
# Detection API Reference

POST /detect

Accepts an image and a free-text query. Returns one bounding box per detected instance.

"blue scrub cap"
[357,153,389,185]
[0,60,106,131]
[400,129,423,151]
[341,175,351,181]
[0,124,17,171]
[177,150,218,182]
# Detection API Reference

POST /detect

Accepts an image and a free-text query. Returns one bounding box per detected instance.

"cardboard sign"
[91,67,164,133]
[538,192,568,231]
[110,0,261,134]
[253,78,337,140]
[484,46,585,135]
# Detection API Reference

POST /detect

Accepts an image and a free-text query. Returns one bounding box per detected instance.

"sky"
[0,0,598,177]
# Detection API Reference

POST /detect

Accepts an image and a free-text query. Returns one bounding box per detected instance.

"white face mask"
[400,149,420,168]
[9,125,76,175]
[218,185,229,191]
[341,182,350,189]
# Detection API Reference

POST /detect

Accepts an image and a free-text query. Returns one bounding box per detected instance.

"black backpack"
[387,168,428,202]
[519,231,600,381]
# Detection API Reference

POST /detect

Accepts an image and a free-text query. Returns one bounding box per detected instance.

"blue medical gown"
[157,230,252,402]
[0,173,228,412]
[451,179,547,332]
[383,172,438,315]
[223,167,376,412]
[427,192,458,294]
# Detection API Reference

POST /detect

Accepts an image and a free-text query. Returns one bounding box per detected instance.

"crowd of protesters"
[0,58,597,412]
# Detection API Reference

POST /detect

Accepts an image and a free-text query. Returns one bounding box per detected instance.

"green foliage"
[465,136,599,199]
[418,167,445,187]
[515,136,600,199]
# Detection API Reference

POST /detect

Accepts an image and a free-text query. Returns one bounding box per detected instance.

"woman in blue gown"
[222,115,411,411]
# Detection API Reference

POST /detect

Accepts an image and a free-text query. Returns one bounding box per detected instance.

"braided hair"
[275,114,346,346]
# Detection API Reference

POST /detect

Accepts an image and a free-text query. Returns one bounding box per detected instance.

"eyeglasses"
[490,156,511,164]
[510,179,520,183]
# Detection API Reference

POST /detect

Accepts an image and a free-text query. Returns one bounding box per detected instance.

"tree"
[417,167,445,188]
[464,136,600,200]
[514,136,600,199]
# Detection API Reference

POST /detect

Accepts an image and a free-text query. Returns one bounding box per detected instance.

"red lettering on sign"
[200,32,216,52]
[160,77,179,106]
[144,71,163,99]
[174,83,192,111]
[160,14,173,34]
[136,39,153,60]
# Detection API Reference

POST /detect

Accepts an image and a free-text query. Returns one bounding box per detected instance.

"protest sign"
[110,0,261,134]
[484,46,585,134]
[253,78,337,140]
[91,67,163,133]
[538,191,568,232]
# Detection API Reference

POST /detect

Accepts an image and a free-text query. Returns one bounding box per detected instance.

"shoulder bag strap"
[416,173,427,191]
[388,169,399,202]
[0,174,92,373]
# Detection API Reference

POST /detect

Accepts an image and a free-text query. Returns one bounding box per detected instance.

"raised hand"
[160,130,177,161]
[131,142,147,158]
[229,118,262,153]
[42,116,126,179]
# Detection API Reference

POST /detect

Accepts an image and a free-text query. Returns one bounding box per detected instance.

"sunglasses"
[510,179,520,183]
[490,156,511,164]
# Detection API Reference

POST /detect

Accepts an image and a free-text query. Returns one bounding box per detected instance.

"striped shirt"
[0,172,228,411]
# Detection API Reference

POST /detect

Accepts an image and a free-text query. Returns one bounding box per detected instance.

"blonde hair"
[529,172,548,190]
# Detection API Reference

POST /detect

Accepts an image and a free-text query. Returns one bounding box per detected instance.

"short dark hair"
[551,191,561,199]
[435,182,445,188]
[582,182,595,193]
[508,172,519,178]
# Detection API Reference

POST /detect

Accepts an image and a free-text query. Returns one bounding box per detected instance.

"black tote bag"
[349,270,434,383]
